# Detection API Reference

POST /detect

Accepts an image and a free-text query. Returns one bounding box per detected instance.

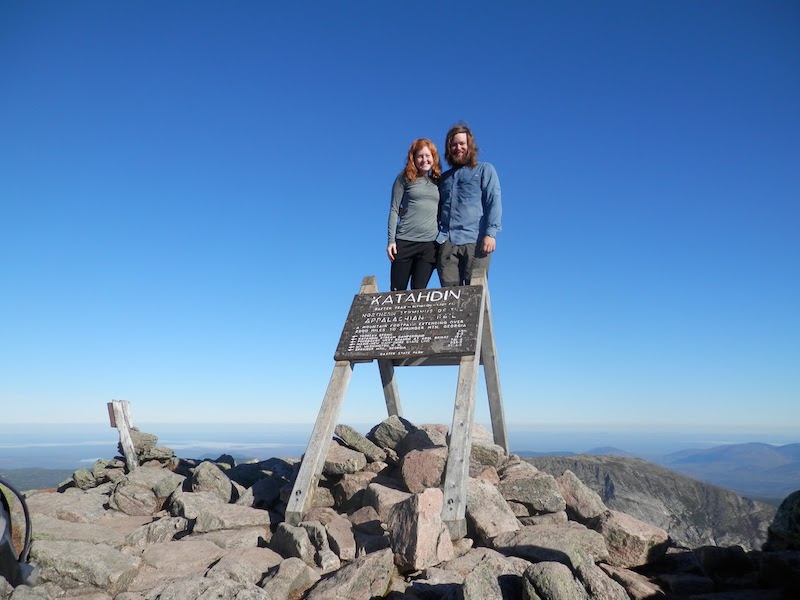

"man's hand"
[481,236,496,254]
[387,243,397,261]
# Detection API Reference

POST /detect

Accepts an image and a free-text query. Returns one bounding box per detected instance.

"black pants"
[390,239,437,290]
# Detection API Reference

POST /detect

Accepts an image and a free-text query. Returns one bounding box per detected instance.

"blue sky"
[2,1,798,434]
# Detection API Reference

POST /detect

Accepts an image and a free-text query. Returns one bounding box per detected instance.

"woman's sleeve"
[388,173,405,245]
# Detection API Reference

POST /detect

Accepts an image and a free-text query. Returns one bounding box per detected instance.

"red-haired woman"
[387,138,442,290]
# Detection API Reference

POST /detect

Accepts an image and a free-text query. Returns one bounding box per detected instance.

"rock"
[270,522,315,566]
[124,517,190,548]
[236,475,285,509]
[419,424,449,446]
[693,544,755,582]
[498,463,567,514]
[471,464,501,485]
[396,428,441,457]
[354,530,391,556]
[190,461,233,503]
[592,510,670,568]
[140,446,174,462]
[25,489,109,523]
[324,440,367,475]
[334,424,387,462]
[572,552,629,600]
[141,574,270,599]
[363,482,412,522]
[190,526,268,549]
[30,540,141,594]
[304,547,395,600]
[656,572,714,595]
[599,563,667,600]
[31,514,126,548]
[400,446,448,493]
[470,441,507,468]
[522,561,590,600]
[109,481,159,517]
[311,484,336,509]
[129,429,158,457]
[450,551,528,600]
[557,469,608,522]
[493,523,609,565]
[306,509,356,561]
[205,553,263,584]
[130,540,225,591]
[764,489,800,551]
[260,557,320,600]
[206,547,282,585]
[465,478,520,544]
[72,468,97,491]
[168,491,270,533]
[367,415,416,452]
[300,520,341,572]
[332,471,377,511]
[227,457,296,489]
[348,506,384,536]
[387,488,454,572]
[519,510,569,526]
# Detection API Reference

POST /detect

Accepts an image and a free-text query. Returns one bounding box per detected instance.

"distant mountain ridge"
[661,442,800,500]
[525,453,776,550]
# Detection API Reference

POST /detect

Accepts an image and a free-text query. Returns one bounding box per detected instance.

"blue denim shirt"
[436,162,502,246]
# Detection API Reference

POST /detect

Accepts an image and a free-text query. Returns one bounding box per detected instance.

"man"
[436,124,502,286]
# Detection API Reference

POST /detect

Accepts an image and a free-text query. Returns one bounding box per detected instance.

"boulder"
[387,488,454,572]
[465,477,520,544]
[592,510,670,568]
[304,547,395,600]
[400,446,448,493]
[334,424,387,462]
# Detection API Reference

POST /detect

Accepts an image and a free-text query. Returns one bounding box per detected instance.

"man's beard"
[450,151,471,166]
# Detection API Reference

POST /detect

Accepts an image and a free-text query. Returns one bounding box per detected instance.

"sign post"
[285,270,506,538]
[107,399,139,472]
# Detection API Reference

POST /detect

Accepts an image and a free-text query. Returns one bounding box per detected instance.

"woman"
[387,138,442,290]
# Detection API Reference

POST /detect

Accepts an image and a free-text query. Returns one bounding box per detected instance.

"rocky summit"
[1,416,799,599]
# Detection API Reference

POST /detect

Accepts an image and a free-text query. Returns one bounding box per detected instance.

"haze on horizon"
[1,2,798,433]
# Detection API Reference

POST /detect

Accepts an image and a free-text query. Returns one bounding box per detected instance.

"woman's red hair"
[403,138,442,182]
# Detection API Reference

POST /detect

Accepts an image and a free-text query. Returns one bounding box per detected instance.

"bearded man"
[436,124,502,286]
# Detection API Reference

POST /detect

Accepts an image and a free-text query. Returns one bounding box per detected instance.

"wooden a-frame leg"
[285,360,353,525]
[441,353,481,539]
[478,279,508,452]
[378,359,402,417]
[441,281,487,539]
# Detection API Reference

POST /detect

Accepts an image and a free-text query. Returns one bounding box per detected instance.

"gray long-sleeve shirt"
[387,173,440,245]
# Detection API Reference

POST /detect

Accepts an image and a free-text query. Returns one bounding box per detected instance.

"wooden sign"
[334,286,483,361]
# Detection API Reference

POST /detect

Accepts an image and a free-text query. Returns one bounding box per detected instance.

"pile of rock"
[2,416,798,599]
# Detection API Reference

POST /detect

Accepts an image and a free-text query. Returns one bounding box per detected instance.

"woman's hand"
[387,243,397,261]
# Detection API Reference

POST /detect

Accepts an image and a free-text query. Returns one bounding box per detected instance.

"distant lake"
[0,422,796,470]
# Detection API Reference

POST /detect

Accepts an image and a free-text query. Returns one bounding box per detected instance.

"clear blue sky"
[2,1,798,434]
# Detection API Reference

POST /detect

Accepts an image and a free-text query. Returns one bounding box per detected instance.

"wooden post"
[476,271,508,452]
[441,280,487,539]
[107,400,139,471]
[285,360,353,525]
[356,276,403,418]
[378,359,402,417]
